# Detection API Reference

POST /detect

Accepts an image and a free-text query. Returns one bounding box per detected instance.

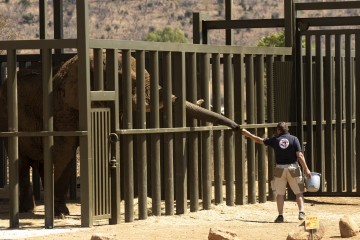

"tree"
[144,26,188,43]
[0,14,16,54]
[257,31,285,47]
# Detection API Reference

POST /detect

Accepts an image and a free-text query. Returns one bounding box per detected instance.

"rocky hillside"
[1,0,359,47]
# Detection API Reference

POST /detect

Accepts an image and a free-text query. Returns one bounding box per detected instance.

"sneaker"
[274,215,284,223]
[298,211,305,220]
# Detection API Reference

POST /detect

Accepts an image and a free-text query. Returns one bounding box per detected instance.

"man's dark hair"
[277,122,289,133]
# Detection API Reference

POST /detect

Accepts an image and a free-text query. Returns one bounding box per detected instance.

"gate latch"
[109,133,119,143]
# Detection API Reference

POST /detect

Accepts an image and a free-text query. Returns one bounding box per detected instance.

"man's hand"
[242,129,250,138]
[304,168,311,178]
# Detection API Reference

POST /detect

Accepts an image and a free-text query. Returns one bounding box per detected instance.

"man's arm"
[296,151,311,178]
[241,129,264,144]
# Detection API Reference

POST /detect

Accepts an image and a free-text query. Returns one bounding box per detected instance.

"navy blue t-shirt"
[263,132,301,164]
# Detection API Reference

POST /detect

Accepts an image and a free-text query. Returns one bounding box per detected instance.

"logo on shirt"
[279,138,289,149]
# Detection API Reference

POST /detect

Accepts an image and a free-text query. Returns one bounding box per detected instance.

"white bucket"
[305,172,321,192]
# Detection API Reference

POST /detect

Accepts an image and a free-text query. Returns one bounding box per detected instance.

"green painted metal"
[76,0,93,227]
[173,51,187,215]
[162,51,174,216]
[200,52,211,210]
[42,48,54,228]
[135,50,147,220]
[245,54,256,204]
[223,53,235,206]
[122,49,134,223]
[149,51,161,216]
[356,34,360,194]
[7,49,19,229]
[324,34,334,192]
[265,55,275,201]
[187,52,199,212]
[234,54,245,205]
[211,53,222,205]
[255,55,266,203]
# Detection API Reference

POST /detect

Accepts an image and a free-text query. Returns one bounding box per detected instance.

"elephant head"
[54,52,240,131]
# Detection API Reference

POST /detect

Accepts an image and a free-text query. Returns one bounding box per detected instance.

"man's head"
[276,122,288,134]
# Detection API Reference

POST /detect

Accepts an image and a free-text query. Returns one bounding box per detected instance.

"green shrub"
[144,26,188,43]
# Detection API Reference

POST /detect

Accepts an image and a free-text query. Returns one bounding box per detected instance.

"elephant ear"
[53,55,80,110]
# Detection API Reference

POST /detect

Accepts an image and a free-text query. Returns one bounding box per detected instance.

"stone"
[287,222,325,240]
[91,234,116,240]
[339,215,359,238]
[208,228,241,240]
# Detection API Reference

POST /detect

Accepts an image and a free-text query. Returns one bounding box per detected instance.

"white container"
[305,172,321,192]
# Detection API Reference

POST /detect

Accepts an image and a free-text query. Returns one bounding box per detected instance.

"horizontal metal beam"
[0,39,77,50]
[298,16,360,27]
[0,131,87,137]
[0,53,76,63]
[296,1,360,11]
[301,29,360,35]
[90,91,116,101]
[89,39,292,55]
[203,19,285,30]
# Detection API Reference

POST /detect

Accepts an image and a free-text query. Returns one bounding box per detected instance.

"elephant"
[0,52,240,217]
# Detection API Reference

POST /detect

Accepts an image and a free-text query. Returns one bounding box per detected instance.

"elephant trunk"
[185,101,240,131]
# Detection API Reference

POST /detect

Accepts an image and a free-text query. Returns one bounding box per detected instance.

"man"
[241,122,311,223]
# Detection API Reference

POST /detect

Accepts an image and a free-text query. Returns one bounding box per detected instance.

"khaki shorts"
[271,163,304,195]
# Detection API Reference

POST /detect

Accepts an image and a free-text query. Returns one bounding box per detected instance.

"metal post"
[76,0,93,227]
[8,49,19,228]
[225,0,233,45]
[42,49,54,228]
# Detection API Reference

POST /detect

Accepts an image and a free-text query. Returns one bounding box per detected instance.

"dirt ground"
[1,196,360,240]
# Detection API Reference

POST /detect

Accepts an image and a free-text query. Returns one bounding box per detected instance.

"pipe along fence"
[0,39,293,225]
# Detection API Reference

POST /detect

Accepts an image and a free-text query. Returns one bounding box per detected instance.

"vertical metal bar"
[94,48,104,91]
[335,34,343,192]
[122,49,134,222]
[355,33,360,193]
[295,29,304,158]
[173,51,187,214]
[266,55,275,201]
[223,53,235,206]
[92,112,98,215]
[136,50,147,220]
[0,63,5,188]
[149,51,161,216]
[245,54,256,204]
[187,52,199,211]
[77,0,92,227]
[53,0,64,63]
[42,48,54,228]
[39,0,47,39]
[193,12,202,44]
[284,0,295,47]
[324,34,334,192]
[305,34,314,170]
[211,53,222,205]
[345,34,353,193]
[255,54,266,203]
[106,50,120,224]
[162,51,174,215]
[200,53,211,210]
[225,0,233,45]
[7,49,19,228]
[315,34,325,187]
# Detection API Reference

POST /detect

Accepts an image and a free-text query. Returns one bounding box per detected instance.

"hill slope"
[1,0,285,46]
[1,0,359,47]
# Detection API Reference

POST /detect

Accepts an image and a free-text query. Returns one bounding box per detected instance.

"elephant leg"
[19,156,35,213]
[53,138,78,216]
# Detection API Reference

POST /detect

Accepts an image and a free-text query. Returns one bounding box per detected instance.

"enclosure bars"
[295,1,360,195]
[193,0,294,203]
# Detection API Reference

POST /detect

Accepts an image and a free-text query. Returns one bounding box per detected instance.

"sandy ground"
[1,196,360,240]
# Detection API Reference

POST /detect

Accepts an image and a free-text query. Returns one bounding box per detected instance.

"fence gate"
[91,108,111,219]
[296,27,360,196]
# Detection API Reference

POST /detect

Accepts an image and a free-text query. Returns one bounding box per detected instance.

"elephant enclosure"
[0,196,360,239]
